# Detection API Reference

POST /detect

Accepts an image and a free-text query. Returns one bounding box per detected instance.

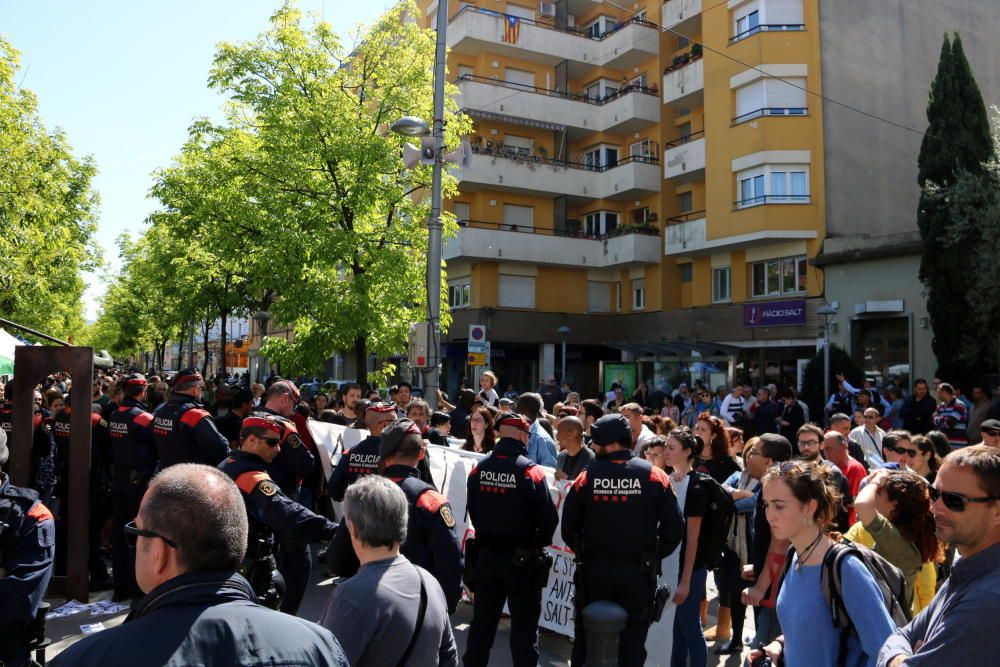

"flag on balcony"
[502,15,520,43]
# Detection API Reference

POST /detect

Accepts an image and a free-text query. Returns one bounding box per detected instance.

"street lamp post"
[557,326,571,385]
[817,304,839,424]
[254,310,271,383]
[390,0,449,411]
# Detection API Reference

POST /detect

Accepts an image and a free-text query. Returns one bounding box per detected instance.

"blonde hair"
[481,371,497,388]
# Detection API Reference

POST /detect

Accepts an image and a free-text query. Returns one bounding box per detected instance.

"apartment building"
[423,0,999,397]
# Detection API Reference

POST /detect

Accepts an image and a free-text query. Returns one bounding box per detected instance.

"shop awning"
[463,108,567,132]
[608,340,744,358]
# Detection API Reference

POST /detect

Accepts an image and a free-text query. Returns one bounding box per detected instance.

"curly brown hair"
[882,471,944,564]
[696,412,731,462]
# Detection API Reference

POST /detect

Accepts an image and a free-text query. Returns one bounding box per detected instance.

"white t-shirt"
[478,387,499,407]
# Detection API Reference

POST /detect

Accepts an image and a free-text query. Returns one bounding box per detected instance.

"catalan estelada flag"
[503,15,520,43]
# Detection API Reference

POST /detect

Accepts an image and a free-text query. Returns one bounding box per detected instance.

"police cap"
[174,368,204,386]
[497,412,531,433]
[123,373,148,387]
[590,413,631,447]
[379,418,423,458]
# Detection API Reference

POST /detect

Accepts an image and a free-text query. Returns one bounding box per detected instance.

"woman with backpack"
[748,460,896,667]
[846,469,942,614]
[663,427,711,667]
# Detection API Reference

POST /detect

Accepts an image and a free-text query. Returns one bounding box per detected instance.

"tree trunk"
[201,317,211,378]
[219,308,229,378]
[354,335,368,389]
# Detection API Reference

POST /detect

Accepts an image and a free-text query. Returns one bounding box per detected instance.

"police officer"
[464,412,559,667]
[219,415,337,609]
[326,418,464,612]
[250,380,316,615]
[328,402,396,502]
[0,381,13,440]
[0,428,55,667]
[562,414,684,667]
[151,368,229,468]
[108,373,157,600]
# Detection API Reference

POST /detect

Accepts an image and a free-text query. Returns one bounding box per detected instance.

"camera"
[750,657,772,667]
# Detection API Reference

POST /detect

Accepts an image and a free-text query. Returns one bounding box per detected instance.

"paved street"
[43,554,754,666]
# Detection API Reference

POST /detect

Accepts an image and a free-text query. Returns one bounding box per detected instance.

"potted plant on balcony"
[692,43,703,58]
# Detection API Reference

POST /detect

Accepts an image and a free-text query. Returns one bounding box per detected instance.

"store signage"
[744,299,807,328]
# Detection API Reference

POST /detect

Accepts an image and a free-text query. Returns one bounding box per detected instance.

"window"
[503,204,534,230]
[678,191,693,213]
[735,9,760,39]
[584,210,619,236]
[630,139,655,159]
[503,134,533,157]
[712,267,731,302]
[631,208,650,224]
[734,77,807,122]
[456,65,474,80]
[506,4,535,21]
[499,274,535,308]
[453,202,470,223]
[585,15,615,38]
[751,256,807,297]
[630,73,648,89]
[678,122,692,141]
[615,283,622,311]
[680,263,693,283]
[678,35,690,48]
[448,281,471,308]
[504,67,534,89]
[737,165,809,206]
[585,144,619,170]
[587,281,610,313]
[632,278,646,310]
[585,79,618,100]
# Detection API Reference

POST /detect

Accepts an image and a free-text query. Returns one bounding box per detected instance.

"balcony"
[662,0,702,33]
[662,52,704,106]
[456,74,660,135]
[458,146,660,200]
[447,7,658,69]
[664,210,817,256]
[663,133,705,180]
[444,220,661,268]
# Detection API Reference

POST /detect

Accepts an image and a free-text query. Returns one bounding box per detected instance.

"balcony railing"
[664,47,703,74]
[734,195,811,209]
[455,218,660,241]
[732,107,808,124]
[450,6,658,40]
[664,130,705,149]
[665,210,706,226]
[730,24,806,44]
[469,140,660,171]
[457,73,659,105]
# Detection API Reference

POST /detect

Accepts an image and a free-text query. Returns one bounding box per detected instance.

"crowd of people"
[0,366,998,667]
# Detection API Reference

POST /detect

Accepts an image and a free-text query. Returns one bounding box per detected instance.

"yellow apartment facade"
[421,0,830,398]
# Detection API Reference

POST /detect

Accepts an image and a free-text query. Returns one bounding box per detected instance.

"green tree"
[202,0,471,384]
[917,34,994,386]
[925,109,1000,374]
[0,37,101,339]
[800,344,865,422]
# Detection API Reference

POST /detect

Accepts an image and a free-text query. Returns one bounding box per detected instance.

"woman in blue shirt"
[748,460,896,667]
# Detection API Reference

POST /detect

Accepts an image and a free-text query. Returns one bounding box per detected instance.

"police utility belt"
[467,537,553,590]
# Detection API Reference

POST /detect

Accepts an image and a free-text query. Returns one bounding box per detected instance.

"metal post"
[823,320,831,423]
[561,336,567,384]
[424,0,449,411]
[583,600,628,667]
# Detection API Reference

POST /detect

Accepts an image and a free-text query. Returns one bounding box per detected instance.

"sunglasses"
[262,436,281,447]
[983,429,1000,437]
[125,520,177,548]
[929,486,999,512]
[889,446,918,457]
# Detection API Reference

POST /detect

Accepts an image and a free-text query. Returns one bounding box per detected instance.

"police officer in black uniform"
[0,429,55,667]
[464,412,559,667]
[326,418,464,612]
[108,373,157,600]
[151,369,228,468]
[251,380,316,614]
[327,402,396,501]
[562,414,684,667]
[219,415,337,609]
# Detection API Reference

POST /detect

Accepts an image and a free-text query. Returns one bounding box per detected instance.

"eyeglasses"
[929,486,999,512]
[797,439,820,447]
[124,520,177,548]
[262,436,281,447]
[983,429,1000,437]
[746,449,762,458]
[889,446,916,456]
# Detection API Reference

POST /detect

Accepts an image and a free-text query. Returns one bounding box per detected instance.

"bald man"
[555,416,595,481]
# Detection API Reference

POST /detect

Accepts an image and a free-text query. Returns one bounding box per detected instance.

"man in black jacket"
[52,463,347,667]
[900,378,936,435]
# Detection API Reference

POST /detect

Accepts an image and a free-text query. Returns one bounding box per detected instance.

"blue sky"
[1,0,388,320]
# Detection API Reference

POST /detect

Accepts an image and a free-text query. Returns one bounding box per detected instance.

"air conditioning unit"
[538,1,556,18]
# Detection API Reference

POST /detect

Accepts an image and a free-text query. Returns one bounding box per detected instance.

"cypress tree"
[917,33,994,387]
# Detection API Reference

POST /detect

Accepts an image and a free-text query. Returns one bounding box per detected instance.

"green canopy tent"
[0,327,21,376]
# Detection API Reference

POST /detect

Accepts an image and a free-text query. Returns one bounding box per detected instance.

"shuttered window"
[502,204,533,230]
[499,275,535,308]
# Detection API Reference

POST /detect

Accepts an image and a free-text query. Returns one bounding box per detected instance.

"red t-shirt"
[837,456,867,526]
[762,550,786,608]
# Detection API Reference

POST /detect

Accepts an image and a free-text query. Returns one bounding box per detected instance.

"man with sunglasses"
[53,463,347,667]
[877,445,1000,667]
[0,428,55,667]
[151,368,229,469]
[219,415,337,610]
[973,417,1000,449]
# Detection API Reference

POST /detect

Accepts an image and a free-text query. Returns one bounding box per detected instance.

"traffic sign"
[467,352,487,366]
[469,324,486,342]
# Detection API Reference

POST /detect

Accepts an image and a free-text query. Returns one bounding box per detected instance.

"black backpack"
[778,538,911,666]
[694,472,735,569]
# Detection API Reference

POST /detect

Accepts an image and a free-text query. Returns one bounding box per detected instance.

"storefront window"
[854,317,910,388]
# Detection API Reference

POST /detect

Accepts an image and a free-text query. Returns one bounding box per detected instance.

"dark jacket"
[151,393,229,468]
[900,395,936,435]
[51,571,347,667]
[328,434,381,502]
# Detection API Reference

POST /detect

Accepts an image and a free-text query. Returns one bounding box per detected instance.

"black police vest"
[0,402,12,437]
[152,395,213,468]
[469,439,540,547]
[108,399,156,478]
[580,453,662,556]
[392,470,438,569]
[344,436,381,482]
[220,452,276,549]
